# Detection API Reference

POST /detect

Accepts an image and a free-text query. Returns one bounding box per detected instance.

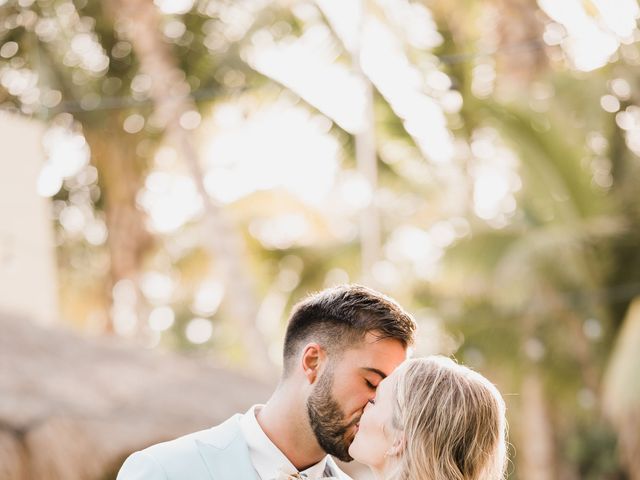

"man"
[117,284,416,480]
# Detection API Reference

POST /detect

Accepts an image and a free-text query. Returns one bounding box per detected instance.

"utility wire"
[53,86,220,114]
[438,38,545,64]
[29,37,547,115]
[1,226,639,304]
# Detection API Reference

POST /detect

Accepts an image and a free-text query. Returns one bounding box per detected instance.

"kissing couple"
[118,284,507,480]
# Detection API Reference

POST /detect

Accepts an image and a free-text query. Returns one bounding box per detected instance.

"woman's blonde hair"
[389,356,507,480]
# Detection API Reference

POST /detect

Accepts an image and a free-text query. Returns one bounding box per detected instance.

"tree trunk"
[493,0,547,86]
[603,297,640,480]
[519,368,556,480]
[103,0,273,375]
[354,36,380,286]
[85,121,152,333]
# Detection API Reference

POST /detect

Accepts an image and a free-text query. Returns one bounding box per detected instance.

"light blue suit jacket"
[117,414,352,480]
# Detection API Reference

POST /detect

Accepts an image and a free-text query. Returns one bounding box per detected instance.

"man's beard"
[306,369,358,462]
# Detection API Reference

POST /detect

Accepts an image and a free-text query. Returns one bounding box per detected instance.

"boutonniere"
[273,467,305,480]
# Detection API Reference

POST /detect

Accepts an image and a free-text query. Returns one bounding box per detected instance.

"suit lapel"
[194,415,351,480]
[324,456,353,480]
[195,415,260,480]
[196,437,259,480]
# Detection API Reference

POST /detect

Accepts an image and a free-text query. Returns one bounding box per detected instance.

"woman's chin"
[347,435,361,462]
[347,446,357,463]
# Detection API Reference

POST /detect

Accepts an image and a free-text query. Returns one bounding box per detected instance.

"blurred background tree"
[1,0,640,478]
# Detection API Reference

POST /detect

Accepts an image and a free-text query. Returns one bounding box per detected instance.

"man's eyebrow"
[362,367,387,379]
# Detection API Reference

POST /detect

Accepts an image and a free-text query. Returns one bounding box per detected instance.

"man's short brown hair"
[282,284,416,376]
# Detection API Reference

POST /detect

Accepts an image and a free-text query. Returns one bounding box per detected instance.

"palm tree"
[1,0,276,374]
[436,98,628,479]
[101,0,273,376]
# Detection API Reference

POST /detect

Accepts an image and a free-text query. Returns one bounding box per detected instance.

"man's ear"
[300,343,324,384]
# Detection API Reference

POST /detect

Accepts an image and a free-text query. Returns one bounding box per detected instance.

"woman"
[349,356,508,480]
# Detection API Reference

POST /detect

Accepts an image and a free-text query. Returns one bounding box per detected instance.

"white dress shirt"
[239,405,329,480]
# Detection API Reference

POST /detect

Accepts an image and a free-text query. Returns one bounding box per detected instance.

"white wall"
[0,112,59,324]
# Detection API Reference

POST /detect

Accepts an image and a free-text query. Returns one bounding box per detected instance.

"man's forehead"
[346,337,407,376]
[363,329,392,342]
[360,366,388,379]
[358,329,406,346]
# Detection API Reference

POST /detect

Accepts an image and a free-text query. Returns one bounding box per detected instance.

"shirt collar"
[239,405,329,480]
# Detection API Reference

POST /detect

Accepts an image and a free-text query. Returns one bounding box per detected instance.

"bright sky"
[30,0,640,343]
[538,0,640,71]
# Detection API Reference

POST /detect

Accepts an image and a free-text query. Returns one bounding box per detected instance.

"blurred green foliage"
[2,0,640,478]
